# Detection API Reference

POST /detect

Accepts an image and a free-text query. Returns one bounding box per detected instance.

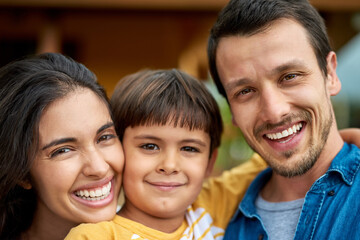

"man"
[208,0,360,239]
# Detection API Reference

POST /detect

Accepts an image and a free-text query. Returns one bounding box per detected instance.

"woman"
[0,53,124,240]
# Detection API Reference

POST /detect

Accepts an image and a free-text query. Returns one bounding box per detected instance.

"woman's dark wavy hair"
[0,52,109,240]
[110,69,223,156]
[208,0,332,99]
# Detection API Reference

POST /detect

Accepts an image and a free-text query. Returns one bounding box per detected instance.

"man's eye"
[97,134,115,143]
[236,88,253,96]
[181,146,199,152]
[284,74,297,81]
[140,144,159,150]
[50,147,71,158]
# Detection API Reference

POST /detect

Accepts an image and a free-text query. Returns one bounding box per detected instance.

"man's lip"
[264,121,303,134]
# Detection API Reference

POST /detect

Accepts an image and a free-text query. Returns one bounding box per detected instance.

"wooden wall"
[0,0,359,94]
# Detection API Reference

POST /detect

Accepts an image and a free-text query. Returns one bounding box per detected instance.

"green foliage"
[205,80,253,174]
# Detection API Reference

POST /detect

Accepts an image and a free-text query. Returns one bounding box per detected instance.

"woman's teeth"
[266,123,303,140]
[75,181,111,201]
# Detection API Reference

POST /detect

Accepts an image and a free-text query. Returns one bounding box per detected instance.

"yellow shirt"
[65,154,266,240]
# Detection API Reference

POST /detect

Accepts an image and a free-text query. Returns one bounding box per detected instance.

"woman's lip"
[73,176,114,192]
[71,180,115,208]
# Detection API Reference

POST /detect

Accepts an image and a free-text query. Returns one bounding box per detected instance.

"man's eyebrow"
[271,60,307,75]
[224,60,308,91]
[42,138,76,151]
[224,78,251,92]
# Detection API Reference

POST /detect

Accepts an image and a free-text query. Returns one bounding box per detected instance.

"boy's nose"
[156,152,180,175]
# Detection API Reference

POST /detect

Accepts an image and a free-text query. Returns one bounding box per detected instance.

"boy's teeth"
[266,123,303,140]
[75,181,112,200]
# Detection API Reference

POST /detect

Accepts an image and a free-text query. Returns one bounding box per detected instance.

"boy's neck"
[119,202,185,233]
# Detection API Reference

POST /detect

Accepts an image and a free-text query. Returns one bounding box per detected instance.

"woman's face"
[30,88,124,227]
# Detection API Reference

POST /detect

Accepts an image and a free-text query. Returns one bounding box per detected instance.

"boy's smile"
[119,124,216,232]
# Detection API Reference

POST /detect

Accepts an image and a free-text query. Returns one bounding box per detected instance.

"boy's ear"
[326,51,341,96]
[205,149,218,178]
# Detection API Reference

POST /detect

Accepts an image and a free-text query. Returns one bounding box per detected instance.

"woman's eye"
[50,147,71,158]
[181,146,199,152]
[140,143,159,150]
[97,134,115,143]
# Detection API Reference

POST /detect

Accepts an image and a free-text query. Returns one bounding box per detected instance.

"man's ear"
[326,51,341,96]
[18,179,32,190]
[205,149,218,178]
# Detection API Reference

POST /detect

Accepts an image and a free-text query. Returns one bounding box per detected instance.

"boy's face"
[120,124,215,227]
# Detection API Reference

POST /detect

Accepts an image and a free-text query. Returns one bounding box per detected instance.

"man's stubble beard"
[246,108,333,178]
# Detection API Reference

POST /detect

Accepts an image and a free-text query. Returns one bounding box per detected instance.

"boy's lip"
[147,181,185,187]
[146,181,186,191]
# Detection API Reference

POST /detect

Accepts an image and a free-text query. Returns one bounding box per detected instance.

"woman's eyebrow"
[42,138,76,151]
[97,122,115,135]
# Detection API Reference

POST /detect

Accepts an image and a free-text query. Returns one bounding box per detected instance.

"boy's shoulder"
[64,215,131,240]
[191,153,267,232]
[65,215,189,240]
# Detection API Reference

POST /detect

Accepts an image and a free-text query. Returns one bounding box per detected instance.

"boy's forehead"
[125,124,211,142]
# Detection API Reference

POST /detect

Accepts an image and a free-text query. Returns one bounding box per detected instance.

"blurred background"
[0,0,359,173]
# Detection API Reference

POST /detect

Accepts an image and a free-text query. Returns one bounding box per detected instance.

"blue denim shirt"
[224,143,360,240]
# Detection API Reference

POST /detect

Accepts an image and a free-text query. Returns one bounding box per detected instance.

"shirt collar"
[327,142,360,186]
[231,142,360,221]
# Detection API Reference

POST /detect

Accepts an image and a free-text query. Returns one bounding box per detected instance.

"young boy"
[65,69,266,239]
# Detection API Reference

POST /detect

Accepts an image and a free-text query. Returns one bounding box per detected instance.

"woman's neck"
[22,207,77,240]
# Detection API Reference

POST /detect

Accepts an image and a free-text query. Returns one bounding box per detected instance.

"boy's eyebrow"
[134,135,160,141]
[42,122,114,151]
[180,139,207,147]
[134,135,207,147]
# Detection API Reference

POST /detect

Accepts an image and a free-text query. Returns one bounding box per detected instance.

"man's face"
[216,19,341,177]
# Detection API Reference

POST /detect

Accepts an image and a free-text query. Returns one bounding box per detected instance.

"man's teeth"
[266,123,303,140]
[75,181,111,201]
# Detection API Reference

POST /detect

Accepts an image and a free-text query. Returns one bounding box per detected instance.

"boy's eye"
[181,146,199,152]
[50,147,71,158]
[140,143,159,150]
[97,134,116,143]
